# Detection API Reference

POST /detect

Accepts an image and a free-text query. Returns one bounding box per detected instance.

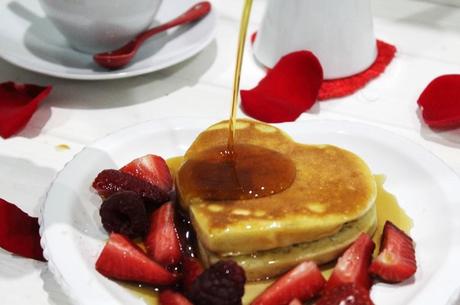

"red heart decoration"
[0,198,45,261]
[0,82,52,138]
[418,75,460,129]
[241,51,323,123]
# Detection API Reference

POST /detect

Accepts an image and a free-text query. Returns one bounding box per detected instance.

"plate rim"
[39,117,460,305]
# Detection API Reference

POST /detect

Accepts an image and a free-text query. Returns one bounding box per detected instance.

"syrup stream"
[228,0,253,150]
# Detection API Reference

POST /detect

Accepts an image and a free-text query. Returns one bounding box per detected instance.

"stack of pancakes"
[176,120,377,281]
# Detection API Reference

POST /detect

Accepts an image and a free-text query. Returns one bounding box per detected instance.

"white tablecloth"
[1,0,460,304]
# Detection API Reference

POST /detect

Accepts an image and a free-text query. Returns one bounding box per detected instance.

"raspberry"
[99,191,148,238]
[188,260,246,305]
[92,169,169,206]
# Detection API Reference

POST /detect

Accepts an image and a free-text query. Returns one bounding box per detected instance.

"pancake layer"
[200,204,377,281]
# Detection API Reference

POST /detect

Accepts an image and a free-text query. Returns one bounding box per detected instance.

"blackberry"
[99,191,148,238]
[188,260,246,305]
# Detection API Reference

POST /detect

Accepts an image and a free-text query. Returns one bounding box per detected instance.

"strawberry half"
[369,221,416,283]
[95,233,177,285]
[250,261,325,305]
[145,202,181,266]
[159,290,193,305]
[182,256,205,291]
[121,154,173,193]
[92,169,169,205]
[325,233,375,291]
[316,283,374,305]
[288,299,302,305]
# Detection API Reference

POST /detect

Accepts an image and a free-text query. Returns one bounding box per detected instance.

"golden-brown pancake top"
[176,119,377,254]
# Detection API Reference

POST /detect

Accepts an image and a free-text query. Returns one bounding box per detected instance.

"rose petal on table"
[241,51,323,123]
[0,198,46,261]
[0,82,52,138]
[418,75,460,129]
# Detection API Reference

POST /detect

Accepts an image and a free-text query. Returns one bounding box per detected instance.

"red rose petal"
[0,198,45,261]
[418,75,460,129]
[0,82,52,138]
[241,51,323,123]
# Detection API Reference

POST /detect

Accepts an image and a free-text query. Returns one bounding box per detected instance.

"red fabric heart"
[418,75,460,129]
[241,51,323,123]
[0,198,45,261]
[0,82,52,138]
[250,33,396,101]
[318,40,396,100]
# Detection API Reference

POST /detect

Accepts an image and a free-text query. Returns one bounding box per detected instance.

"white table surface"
[1,0,460,304]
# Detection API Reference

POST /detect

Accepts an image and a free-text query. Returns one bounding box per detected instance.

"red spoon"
[93,1,211,69]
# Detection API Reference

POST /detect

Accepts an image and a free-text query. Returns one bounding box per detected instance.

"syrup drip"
[177,0,295,201]
[177,144,296,201]
[228,0,254,150]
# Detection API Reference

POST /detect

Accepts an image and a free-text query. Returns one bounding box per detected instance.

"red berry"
[92,169,169,205]
[95,233,177,286]
[369,221,416,283]
[182,256,205,291]
[288,299,303,305]
[121,154,173,193]
[316,283,374,305]
[99,191,148,238]
[188,260,246,305]
[250,261,325,305]
[159,290,193,305]
[145,202,182,266]
[325,233,375,291]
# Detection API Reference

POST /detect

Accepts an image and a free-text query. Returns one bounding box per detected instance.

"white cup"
[38,0,163,54]
[253,0,377,79]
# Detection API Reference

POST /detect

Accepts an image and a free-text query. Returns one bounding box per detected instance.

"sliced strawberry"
[182,256,205,291]
[159,290,193,305]
[250,261,325,305]
[288,299,303,305]
[92,169,169,205]
[95,233,177,285]
[325,233,375,291]
[145,202,181,266]
[369,221,416,283]
[316,283,374,305]
[121,154,173,193]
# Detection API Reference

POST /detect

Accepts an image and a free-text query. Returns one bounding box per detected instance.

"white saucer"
[0,0,216,80]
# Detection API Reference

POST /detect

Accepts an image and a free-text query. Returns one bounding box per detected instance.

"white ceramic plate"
[40,118,460,305]
[0,0,216,80]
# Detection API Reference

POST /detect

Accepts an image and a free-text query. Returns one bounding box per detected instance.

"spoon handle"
[134,2,211,49]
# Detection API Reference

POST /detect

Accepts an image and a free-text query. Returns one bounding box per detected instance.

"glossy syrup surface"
[125,174,414,305]
[177,144,296,201]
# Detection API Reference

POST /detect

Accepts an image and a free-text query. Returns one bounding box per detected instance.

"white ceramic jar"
[253,0,377,79]
[39,0,163,54]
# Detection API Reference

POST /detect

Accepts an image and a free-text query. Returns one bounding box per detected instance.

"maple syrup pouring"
[178,0,296,201]
[178,144,296,201]
[228,0,253,151]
